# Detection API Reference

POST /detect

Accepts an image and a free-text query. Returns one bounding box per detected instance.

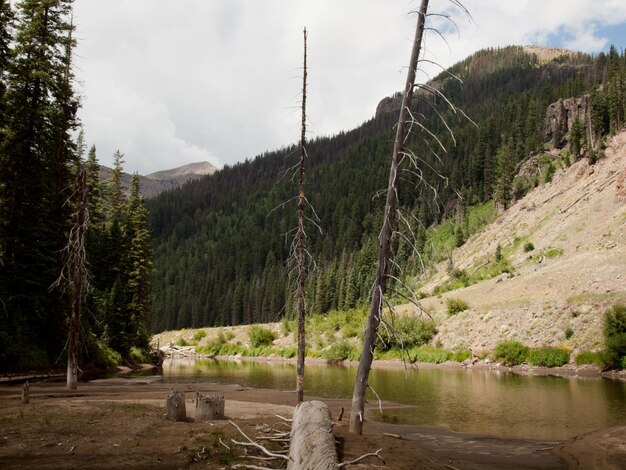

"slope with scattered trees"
[148,45,626,336]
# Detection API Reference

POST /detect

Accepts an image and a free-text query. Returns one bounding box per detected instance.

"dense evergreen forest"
[149,45,626,332]
[0,0,152,371]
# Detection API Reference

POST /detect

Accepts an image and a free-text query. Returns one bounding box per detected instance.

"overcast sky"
[71,0,626,174]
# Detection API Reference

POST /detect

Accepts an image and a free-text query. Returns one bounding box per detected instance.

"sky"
[70,0,626,174]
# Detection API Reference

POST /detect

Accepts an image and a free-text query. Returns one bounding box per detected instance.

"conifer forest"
[1,0,625,376]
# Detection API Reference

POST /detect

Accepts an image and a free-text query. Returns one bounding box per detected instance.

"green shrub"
[447,298,469,316]
[377,315,437,351]
[495,244,502,262]
[545,163,556,183]
[129,346,151,363]
[176,337,190,347]
[281,316,294,336]
[528,347,570,367]
[193,330,207,342]
[494,341,528,365]
[410,347,452,364]
[604,303,626,369]
[523,242,535,252]
[248,326,276,348]
[575,350,603,366]
[95,339,122,366]
[198,329,231,355]
[544,246,564,258]
[276,347,296,358]
[564,327,574,340]
[451,349,471,362]
[324,340,359,361]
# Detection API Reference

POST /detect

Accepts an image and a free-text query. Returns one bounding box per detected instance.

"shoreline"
[160,347,626,382]
[1,376,624,469]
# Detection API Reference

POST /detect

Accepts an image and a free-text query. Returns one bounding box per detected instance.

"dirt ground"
[1,375,624,469]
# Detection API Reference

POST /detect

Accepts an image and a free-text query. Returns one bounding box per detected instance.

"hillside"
[100,161,217,199]
[147,44,625,334]
[412,130,626,353]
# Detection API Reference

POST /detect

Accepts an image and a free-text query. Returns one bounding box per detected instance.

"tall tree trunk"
[67,168,88,390]
[296,27,308,403]
[349,0,429,435]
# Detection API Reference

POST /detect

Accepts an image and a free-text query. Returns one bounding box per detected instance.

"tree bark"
[349,0,429,435]
[288,400,337,470]
[21,381,30,404]
[67,168,88,390]
[166,389,187,421]
[195,392,225,421]
[296,27,308,404]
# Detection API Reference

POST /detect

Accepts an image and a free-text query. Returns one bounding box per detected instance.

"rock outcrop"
[543,95,591,147]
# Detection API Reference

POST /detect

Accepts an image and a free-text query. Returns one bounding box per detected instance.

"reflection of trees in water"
[161,359,625,440]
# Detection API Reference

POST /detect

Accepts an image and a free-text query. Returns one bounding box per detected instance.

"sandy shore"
[1,375,625,469]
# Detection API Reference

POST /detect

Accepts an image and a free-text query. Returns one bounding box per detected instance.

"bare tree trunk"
[296,27,308,403]
[66,168,88,390]
[21,381,30,404]
[349,0,429,435]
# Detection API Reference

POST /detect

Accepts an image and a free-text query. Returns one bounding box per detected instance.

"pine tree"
[494,139,514,209]
[124,174,153,350]
[0,0,13,135]
[108,150,126,222]
[0,0,79,368]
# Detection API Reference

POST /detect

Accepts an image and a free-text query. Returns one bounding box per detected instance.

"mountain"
[146,161,218,181]
[100,161,217,199]
[147,45,625,334]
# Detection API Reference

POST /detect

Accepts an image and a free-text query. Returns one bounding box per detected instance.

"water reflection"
[161,358,626,440]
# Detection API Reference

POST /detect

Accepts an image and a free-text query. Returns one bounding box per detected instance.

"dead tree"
[21,381,30,404]
[288,401,337,469]
[195,392,225,421]
[349,0,429,435]
[295,27,308,403]
[166,389,187,421]
[51,167,90,390]
[349,0,471,435]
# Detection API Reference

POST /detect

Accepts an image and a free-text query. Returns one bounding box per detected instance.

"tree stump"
[195,392,225,421]
[166,389,186,421]
[21,381,30,404]
[288,400,338,470]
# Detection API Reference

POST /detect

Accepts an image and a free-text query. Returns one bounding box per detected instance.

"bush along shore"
[152,304,626,381]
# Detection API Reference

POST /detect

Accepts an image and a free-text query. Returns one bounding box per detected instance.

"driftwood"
[166,389,186,421]
[287,401,338,470]
[21,381,30,404]
[195,392,224,421]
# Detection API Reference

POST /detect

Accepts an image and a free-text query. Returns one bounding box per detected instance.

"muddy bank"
[0,377,624,469]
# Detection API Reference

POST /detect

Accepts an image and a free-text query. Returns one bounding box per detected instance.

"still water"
[161,358,626,440]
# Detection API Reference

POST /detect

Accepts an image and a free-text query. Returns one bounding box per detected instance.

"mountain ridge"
[100,160,217,199]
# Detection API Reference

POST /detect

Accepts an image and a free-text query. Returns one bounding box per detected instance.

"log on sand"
[287,400,338,470]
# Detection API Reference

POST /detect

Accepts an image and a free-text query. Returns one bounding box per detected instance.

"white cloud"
[72,0,626,174]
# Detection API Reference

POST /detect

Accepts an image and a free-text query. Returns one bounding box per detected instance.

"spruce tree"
[494,139,514,210]
[0,0,78,368]
[124,174,153,350]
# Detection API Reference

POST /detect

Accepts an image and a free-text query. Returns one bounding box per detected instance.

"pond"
[159,358,626,440]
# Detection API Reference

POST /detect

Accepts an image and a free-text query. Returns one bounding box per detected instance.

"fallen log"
[287,400,338,470]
